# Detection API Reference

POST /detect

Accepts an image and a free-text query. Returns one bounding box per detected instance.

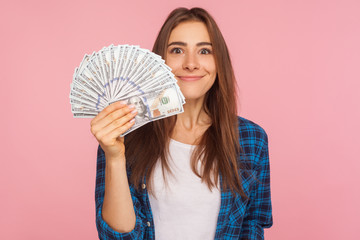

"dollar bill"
[116,83,184,136]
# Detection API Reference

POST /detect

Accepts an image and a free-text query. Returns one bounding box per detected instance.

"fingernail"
[128,104,135,109]
[130,118,135,123]
[119,100,127,105]
[131,109,137,114]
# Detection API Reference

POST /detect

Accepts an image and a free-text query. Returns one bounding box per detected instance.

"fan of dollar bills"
[70,44,185,136]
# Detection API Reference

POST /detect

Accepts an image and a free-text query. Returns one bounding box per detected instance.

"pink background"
[1,0,359,239]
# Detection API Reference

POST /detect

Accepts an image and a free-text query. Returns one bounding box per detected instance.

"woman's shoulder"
[237,116,268,141]
[236,116,269,155]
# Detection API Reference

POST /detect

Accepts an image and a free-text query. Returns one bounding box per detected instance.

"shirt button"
[147,221,151,227]
[142,183,146,189]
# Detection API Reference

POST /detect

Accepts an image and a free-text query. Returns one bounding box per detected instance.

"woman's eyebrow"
[167,41,212,47]
[197,42,212,47]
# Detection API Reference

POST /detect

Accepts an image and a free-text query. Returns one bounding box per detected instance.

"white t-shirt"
[149,139,221,240]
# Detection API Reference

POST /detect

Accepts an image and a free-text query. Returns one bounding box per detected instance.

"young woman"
[91,7,273,240]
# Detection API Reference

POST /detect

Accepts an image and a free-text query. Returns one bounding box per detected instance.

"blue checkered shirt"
[95,116,273,239]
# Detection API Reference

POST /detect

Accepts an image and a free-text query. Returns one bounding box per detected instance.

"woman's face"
[165,21,217,102]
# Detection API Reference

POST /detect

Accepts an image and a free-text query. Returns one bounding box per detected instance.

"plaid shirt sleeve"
[239,118,273,239]
[95,146,149,240]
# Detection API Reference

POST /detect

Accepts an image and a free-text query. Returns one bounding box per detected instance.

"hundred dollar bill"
[116,83,184,136]
[73,112,97,118]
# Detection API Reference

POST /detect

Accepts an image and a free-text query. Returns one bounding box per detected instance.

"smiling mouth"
[177,76,203,81]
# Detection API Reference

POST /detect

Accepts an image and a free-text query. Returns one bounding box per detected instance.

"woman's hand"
[90,101,137,161]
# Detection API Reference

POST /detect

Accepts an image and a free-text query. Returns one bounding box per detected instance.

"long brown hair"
[125,7,246,198]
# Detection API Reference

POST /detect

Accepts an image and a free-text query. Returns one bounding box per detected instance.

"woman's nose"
[182,53,199,71]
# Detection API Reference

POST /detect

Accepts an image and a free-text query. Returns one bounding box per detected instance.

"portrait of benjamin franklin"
[128,96,150,124]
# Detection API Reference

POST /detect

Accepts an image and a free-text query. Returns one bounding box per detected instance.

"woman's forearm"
[102,157,136,233]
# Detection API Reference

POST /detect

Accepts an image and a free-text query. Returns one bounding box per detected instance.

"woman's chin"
[182,94,206,103]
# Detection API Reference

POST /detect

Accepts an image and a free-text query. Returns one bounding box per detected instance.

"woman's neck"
[171,98,211,145]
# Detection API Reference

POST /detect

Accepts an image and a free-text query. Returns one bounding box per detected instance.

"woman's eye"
[170,48,183,54]
[200,48,212,54]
